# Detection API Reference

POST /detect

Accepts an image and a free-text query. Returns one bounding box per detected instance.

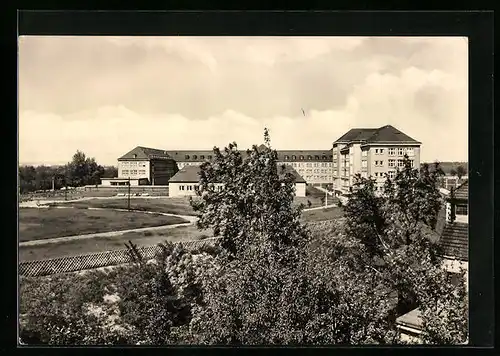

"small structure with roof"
[395,180,469,343]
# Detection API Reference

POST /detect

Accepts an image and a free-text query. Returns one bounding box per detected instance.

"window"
[185,155,190,159]
[299,163,304,167]
[329,155,333,160]
[300,155,304,160]
[456,204,468,215]
[315,155,319,160]
[362,161,367,168]
[292,155,296,160]
[388,159,396,167]
[362,150,368,157]
[388,148,396,156]
[380,149,384,154]
[375,149,379,154]
[122,170,129,174]
[398,148,404,156]
[138,170,146,174]
[374,160,383,167]
[292,163,297,167]
[194,185,199,191]
[322,156,327,160]
[307,169,313,173]
[398,159,405,168]
[406,148,414,157]
[208,155,212,160]
[179,185,185,191]
[284,155,289,160]
[306,163,312,167]
[130,170,138,175]
[333,162,337,168]
[388,171,396,179]
[187,185,193,191]
[200,155,205,160]
[410,159,415,168]
[193,155,198,159]
[314,163,319,167]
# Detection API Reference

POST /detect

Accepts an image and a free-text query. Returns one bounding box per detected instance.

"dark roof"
[451,180,468,201]
[439,222,468,261]
[169,164,306,184]
[364,125,420,144]
[278,164,307,183]
[276,150,333,162]
[334,125,421,145]
[334,128,378,143]
[168,165,201,183]
[118,146,173,161]
[169,149,333,162]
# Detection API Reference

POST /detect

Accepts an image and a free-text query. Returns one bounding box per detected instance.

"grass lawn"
[48,197,197,216]
[19,207,188,242]
[301,206,345,222]
[19,224,211,261]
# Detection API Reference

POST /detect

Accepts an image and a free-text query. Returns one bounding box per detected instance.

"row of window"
[297,169,332,174]
[288,162,332,168]
[121,170,147,175]
[179,185,224,192]
[184,155,212,160]
[283,154,333,161]
[304,175,333,181]
[121,162,147,167]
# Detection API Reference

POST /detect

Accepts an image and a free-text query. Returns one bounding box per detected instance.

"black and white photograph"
[18,34,470,345]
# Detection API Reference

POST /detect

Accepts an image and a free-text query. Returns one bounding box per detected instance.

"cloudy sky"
[19,36,468,166]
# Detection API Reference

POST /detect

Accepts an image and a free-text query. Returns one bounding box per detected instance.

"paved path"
[19,201,338,247]
[19,207,198,247]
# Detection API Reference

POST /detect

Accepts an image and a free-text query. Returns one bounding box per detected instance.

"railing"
[18,220,341,277]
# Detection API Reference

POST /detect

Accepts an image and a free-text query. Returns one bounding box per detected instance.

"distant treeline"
[19,150,117,194]
[424,161,468,177]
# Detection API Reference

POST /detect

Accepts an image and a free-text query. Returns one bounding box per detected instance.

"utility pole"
[127,176,131,211]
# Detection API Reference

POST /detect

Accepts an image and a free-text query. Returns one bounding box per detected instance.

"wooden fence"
[18,220,341,277]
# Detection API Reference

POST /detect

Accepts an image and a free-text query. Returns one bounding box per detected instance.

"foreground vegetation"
[19,207,188,242]
[19,130,467,345]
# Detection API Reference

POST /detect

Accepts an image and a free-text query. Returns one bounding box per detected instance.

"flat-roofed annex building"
[101,146,178,186]
[332,125,422,195]
[169,164,307,198]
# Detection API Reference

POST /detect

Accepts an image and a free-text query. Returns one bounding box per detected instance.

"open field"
[301,206,345,222]
[19,224,211,261]
[19,207,188,242]
[47,197,197,216]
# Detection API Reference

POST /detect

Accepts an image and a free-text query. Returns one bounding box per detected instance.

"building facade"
[169,164,307,198]
[112,146,179,186]
[165,148,333,187]
[332,125,422,195]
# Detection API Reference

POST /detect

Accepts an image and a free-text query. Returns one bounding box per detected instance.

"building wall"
[150,159,179,186]
[295,182,306,197]
[170,181,306,198]
[118,160,150,181]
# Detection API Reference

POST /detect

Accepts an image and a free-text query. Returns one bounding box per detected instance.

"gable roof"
[334,128,379,143]
[169,165,201,183]
[169,164,306,184]
[334,125,421,145]
[451,180,468,201]
[439,222,468,261]
[118,146,173,161]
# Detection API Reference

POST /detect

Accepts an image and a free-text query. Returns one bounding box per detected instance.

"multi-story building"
[149,146,334,187]
[101,146,178,186]
[332,125,422,195]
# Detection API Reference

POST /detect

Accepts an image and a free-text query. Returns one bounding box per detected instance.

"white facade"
[117,160,151,181]
[169,181,306,198]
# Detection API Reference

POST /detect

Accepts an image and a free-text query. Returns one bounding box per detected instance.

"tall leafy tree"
[455,165,466,180]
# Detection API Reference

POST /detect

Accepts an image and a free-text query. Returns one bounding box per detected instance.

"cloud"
[18,36,468,165]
